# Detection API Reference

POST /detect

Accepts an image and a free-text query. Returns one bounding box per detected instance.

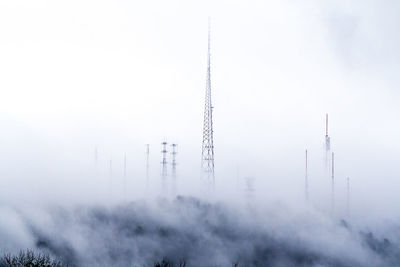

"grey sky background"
[0,0,399,221]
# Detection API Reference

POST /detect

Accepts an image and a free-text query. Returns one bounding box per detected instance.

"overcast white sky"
[0,0,399,219]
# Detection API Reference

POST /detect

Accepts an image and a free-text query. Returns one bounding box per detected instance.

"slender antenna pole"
[325,114,331,172]
[305,149,309,201]
[161,141,168,194]
[171,143,178,195]
[326,114,328,137]
[109,156,113,199]
[346,177,350,218]
[95,146,98,167]
[123,153,127,201]
[331,152,335,214]
[146,144,150,191]
[236,165,239,192]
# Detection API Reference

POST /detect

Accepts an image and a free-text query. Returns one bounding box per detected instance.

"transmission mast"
[346,177,350,218]
[109,156,113,199]
[146,144,150,190]
[94,146,98,168]
[161,141,168,193]
[201,18,215,188]
[331,152,335,214]
[325,114,331,171]
[123,153,127,201]
[171,143,178,195]
[305,149,309,201]
[171,144,177,177]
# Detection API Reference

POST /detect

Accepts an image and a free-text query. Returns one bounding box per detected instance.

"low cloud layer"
[1,196,399,266]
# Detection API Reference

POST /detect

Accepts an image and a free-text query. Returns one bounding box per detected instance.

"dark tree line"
[0,250,188,267]
[0,250,66,267]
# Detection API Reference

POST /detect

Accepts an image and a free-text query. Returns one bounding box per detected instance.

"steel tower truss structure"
[201,20,215,186]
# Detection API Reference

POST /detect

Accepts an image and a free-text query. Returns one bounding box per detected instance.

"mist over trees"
[0,196,399,267]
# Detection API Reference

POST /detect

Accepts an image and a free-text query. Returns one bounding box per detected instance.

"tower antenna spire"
[201,18,215,189]
[326,113,328,137]
[305,149,309,201]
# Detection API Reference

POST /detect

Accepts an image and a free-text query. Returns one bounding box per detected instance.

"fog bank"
[1,196,399,266]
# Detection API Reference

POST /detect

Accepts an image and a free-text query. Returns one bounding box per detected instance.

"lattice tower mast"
[201,19,215,185]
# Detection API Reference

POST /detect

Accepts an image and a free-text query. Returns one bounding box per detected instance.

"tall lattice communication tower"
[201,19,215,186]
